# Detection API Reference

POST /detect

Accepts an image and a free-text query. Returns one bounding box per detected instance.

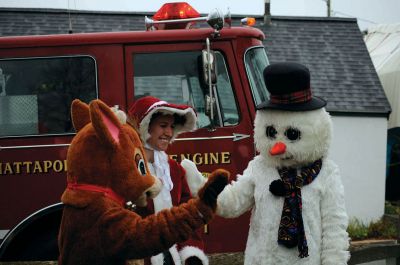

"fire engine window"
[245,47,270,106]
[133,51,238,129]
[0,56,97,137]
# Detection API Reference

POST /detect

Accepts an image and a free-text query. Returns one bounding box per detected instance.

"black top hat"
[256,62,326,111]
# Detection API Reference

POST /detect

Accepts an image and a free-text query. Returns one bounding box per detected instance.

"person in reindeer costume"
[216,62,350,264]
[127,96,211,265]
[58,99,229,265]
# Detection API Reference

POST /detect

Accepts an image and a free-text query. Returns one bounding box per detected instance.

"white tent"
[364,23,400,129]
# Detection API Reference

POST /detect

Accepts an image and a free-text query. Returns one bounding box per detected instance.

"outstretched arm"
[216,163,255,218]
[100,170,229,260]
[321,161,350,265]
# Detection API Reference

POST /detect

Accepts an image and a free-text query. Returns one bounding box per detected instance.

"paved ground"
[209,252,244,264]
[0,240,398,265]
[0,252,245,265]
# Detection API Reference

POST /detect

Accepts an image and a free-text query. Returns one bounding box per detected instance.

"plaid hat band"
[270,88,312,105]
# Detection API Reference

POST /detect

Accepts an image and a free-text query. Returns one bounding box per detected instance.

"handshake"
[181,158,229,213]
[197,168,229,211]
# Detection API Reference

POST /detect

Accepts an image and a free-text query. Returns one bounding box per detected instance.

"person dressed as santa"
[216,62,350,265]
[127,96,207,265]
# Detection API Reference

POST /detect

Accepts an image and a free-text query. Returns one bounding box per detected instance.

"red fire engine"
[0,2,269,261]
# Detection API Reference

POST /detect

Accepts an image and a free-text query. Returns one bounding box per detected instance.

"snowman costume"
[217,63,350,265]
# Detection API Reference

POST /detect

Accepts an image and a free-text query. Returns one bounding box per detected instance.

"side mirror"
[206,8,224,31]
[205,94,216,118]
[201,49,217,85]
[201,39,220,130]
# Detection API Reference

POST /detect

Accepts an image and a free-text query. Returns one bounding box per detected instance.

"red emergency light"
[145,2,229,31]
[241,17,256,27]
[153,2,200,21]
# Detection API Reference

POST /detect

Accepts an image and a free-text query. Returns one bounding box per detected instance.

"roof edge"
[0,7,358,23]
[329,110,391,119]
[0,7,154,16]
[268,15,357,23]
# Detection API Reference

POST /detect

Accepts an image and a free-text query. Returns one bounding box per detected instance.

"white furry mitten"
[180,159,206,197]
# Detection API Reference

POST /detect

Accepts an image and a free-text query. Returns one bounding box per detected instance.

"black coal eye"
[135,153,147,175]
[285,127,301,141]
[266,126,277,139]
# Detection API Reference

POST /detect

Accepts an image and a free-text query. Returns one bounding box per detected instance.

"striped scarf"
[271,159,322,258]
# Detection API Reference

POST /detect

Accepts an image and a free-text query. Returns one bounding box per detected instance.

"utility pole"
[327,0,331,17]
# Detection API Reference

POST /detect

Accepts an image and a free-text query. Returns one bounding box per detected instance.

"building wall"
[329,115,388,223]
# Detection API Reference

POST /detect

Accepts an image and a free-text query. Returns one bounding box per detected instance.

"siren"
[145,2,231,31]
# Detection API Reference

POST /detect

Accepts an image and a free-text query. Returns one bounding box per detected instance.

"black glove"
[198,169,229,210]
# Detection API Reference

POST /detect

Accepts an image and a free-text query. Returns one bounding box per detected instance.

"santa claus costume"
[216,62,350,265]
[128,96,208,265]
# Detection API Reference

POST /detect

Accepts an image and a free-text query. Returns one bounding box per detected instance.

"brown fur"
[58,99,229,265]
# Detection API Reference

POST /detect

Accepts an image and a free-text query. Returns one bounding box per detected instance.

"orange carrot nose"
[269,142,286,156]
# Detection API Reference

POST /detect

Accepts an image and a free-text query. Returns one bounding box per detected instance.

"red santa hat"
[128,96,197,143]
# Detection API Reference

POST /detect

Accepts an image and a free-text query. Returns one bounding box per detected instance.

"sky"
[1,0,400,31]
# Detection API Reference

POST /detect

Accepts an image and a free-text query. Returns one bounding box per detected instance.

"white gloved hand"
[180,159,206,197]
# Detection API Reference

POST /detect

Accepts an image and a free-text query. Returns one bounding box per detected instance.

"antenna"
[67,0,73,34]
[326,0,331,17]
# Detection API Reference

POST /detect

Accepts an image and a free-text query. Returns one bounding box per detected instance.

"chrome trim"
[206,38,214,124]
[145,9,228,32]
[175,133,250,142]
[175,136,229,141]
[213,84,223,127]
[243,46,269,106]
[207,8,224,31]
[150,16,206,25]
[1,133,251,150]
[0,230,8,240]
[0,202,64,250]
[146,16,207,31]
[0,143,70,150]
[243,45,266,58]
[0,132,75,140]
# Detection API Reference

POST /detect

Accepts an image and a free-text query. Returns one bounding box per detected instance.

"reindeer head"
[62,99,161,208]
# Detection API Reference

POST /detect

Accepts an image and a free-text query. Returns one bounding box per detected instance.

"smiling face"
[254,108,332,168]
[147,113,175,151]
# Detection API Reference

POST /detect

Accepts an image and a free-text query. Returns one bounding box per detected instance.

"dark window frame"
[0,55,98,138]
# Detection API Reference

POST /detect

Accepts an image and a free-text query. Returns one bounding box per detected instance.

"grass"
[385,201,400,215]
[347,201,400,241]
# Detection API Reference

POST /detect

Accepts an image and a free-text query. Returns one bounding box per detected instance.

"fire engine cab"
[0,2,269,261]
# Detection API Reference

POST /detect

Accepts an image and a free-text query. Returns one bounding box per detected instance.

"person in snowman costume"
[216,62,350,265]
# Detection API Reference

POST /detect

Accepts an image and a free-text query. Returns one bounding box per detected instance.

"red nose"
[269,142,286,156]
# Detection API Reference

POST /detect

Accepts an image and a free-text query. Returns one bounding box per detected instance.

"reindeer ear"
[89,99,122,148]
[71,99,90,132]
